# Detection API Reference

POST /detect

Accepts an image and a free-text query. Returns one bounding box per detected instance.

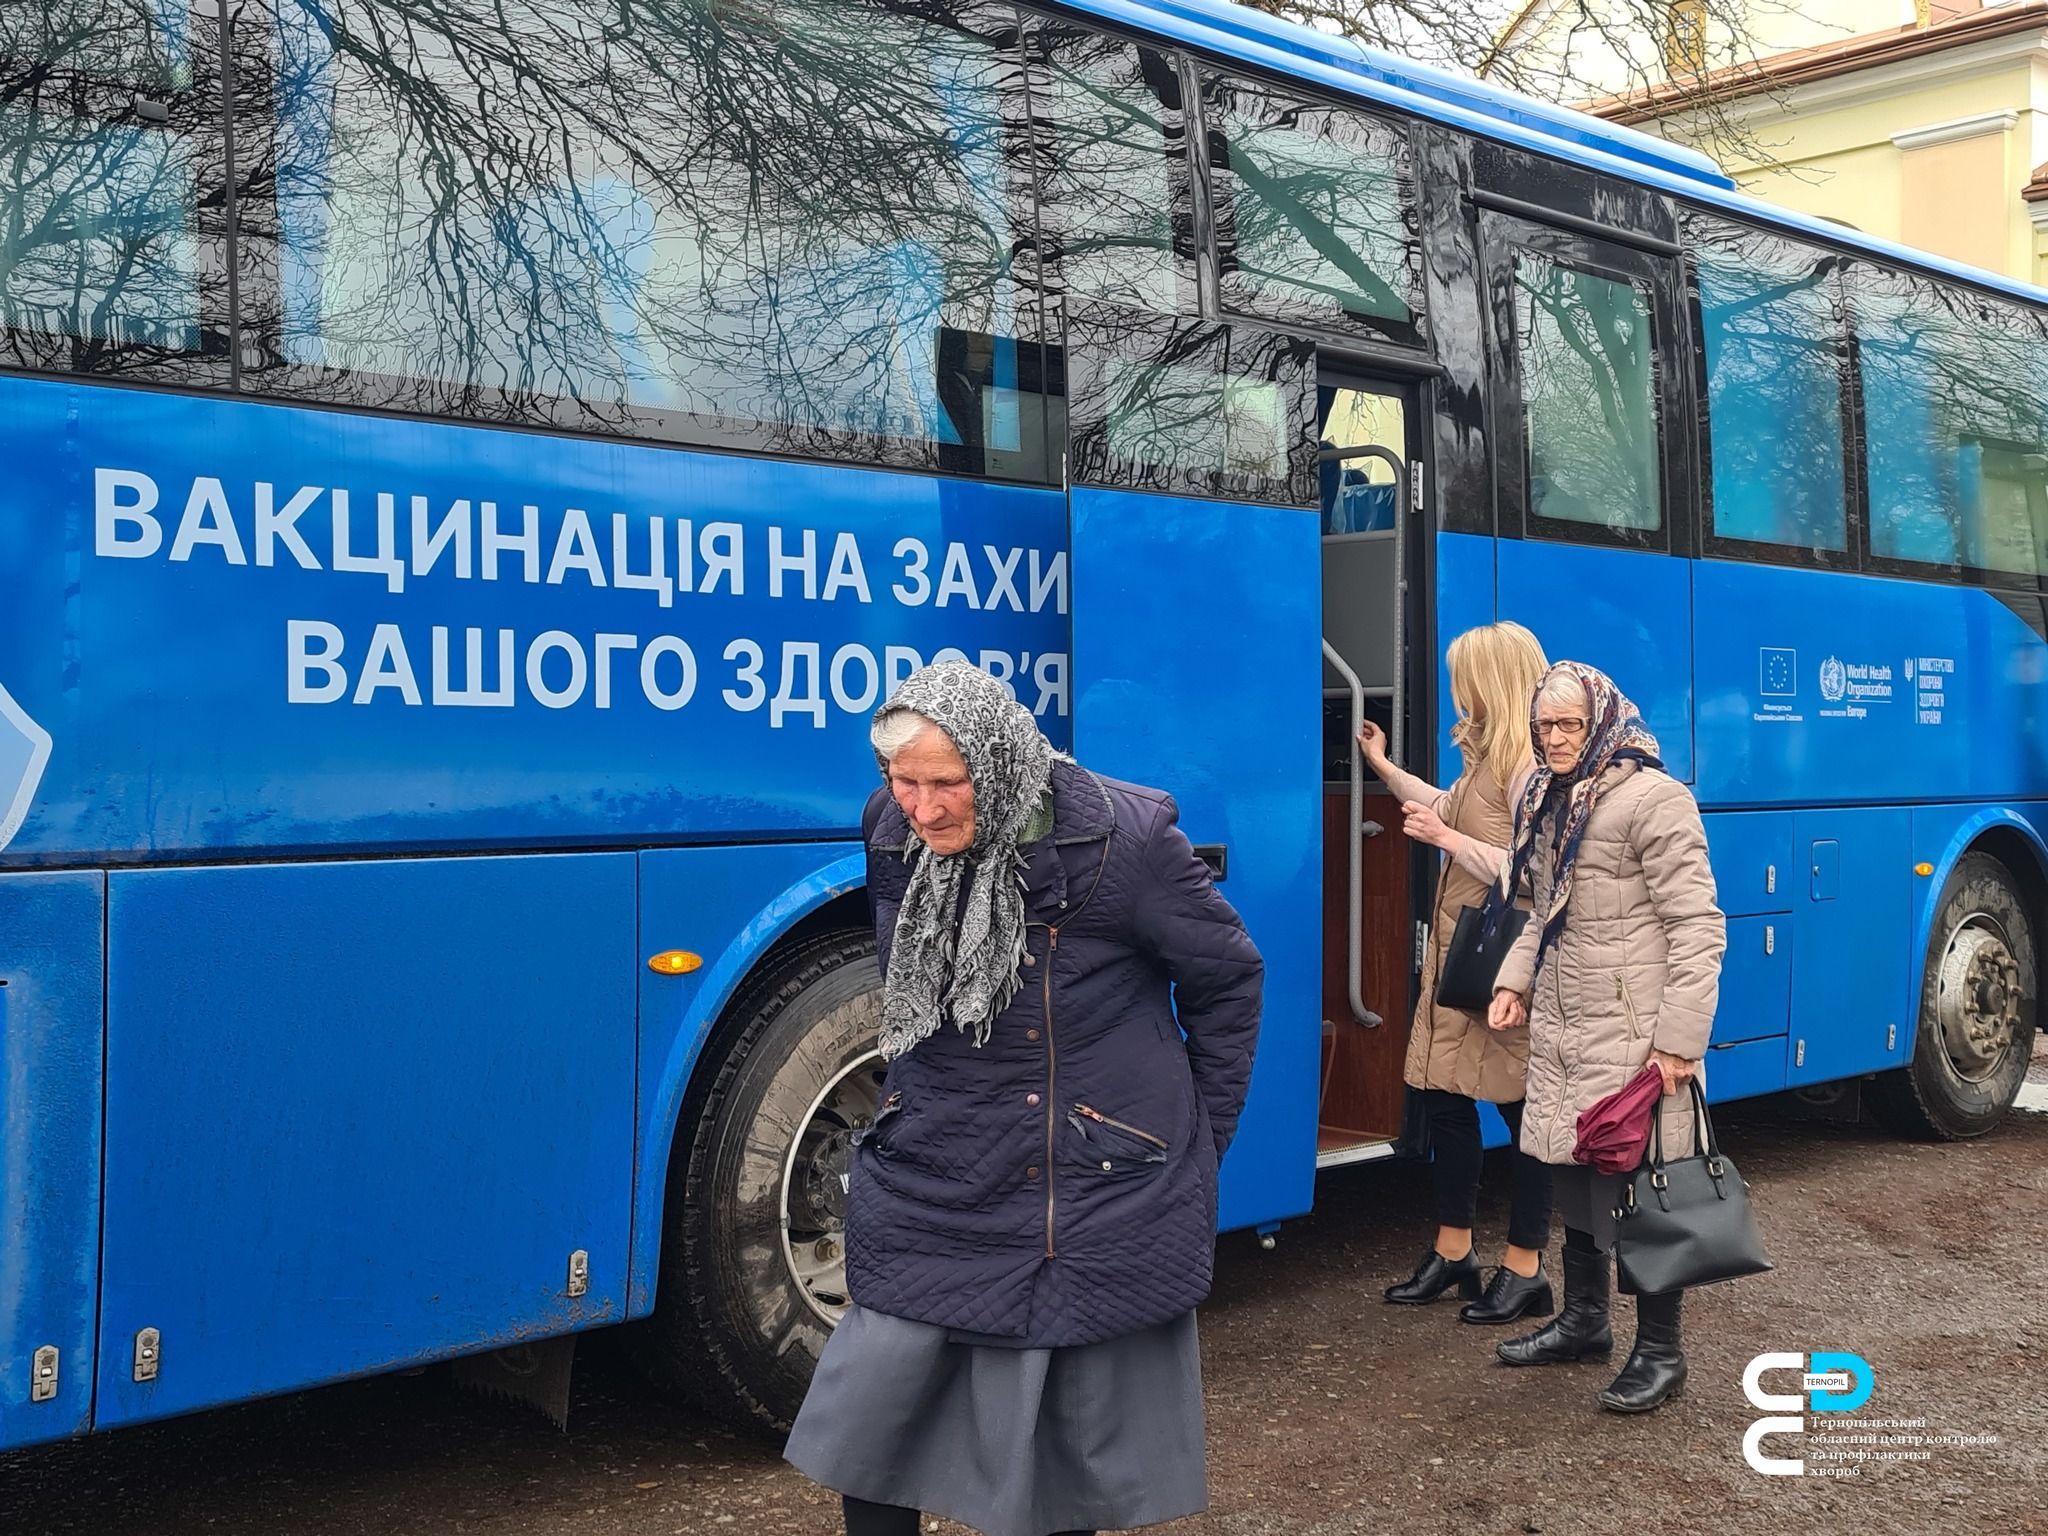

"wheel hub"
[779,1051,884,1327]
[1936,923,2024,1081]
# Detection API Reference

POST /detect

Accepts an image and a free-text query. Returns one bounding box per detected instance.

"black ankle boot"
[1459,1262,1555,1325]
[1599,1289,1687,1412]
[1384,1246,1484,1305]
[1496,1245,1612,1364]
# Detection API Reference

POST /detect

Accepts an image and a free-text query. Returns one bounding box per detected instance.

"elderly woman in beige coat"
[1361,622,1556,1325]
[1485,660,1725,1414]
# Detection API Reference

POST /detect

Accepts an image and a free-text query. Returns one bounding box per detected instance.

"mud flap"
[450,1336,577,1430]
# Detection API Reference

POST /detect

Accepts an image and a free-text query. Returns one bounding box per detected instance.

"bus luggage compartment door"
[0,872,104,1449]
[96,853,637,1427]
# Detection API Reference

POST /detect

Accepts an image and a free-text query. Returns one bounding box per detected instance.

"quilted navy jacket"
[844,758,1264,1347]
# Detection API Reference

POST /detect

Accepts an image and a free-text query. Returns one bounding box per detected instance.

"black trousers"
[1418,1089,1554,1252]
[842,1495,1093,1536]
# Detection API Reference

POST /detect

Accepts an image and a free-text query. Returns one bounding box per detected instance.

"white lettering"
[411,497,474,580]
[935,543,981,609]
[546,508,607,588]
[431,626,515,707]
[525,630,588,709]
[1032,652,1069,718]
[483,503,542,583]
[168,477,247,565]
[769,525,818,600]
[255,483,323,569]
[286,619,347,704]
[1029,550,1068,615]
[353,623,422,706]
[822,532,872,603]
[640,636,697,711]
[332,490,405,593]
[724,638,766,711]
[884,645,923,697]
[611,515,673,607]
[699,522,743,595]
[830,643,881,714]
[893,538,932,606]
[771,641,826,728]
[595,633,639,709]
[95,468,162,558]
[982,545,1024,612]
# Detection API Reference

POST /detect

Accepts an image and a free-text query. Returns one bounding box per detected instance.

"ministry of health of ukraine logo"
[1818,656,1847,704]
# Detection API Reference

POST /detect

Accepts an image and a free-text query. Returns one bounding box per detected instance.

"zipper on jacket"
[1616,972,1644,1041]
[1072,1103,1168,1149]
[1044,926,1058,1258]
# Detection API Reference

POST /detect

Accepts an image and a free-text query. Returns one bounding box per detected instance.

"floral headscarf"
[1487,661,1664,972]
[873,661,1055,1060]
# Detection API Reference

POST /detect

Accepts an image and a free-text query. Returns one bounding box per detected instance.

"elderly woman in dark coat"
[784,661,1264,1536]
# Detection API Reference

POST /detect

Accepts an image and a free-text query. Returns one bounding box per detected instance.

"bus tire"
[1870,851,2037,1141]
[641,929,883,1434]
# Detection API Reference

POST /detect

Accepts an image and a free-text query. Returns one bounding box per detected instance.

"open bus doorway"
[1316,370,1428,1166]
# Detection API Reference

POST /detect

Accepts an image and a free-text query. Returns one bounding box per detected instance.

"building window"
[1665,0,1709,78]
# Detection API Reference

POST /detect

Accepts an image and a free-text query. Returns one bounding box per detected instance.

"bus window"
[1852,265,2048,582]
[1023,22,1195,317]
[1513,248,1663,536]
[1201,71,1422,349]
[1065,303,1315,507]
[1319,385,1405,535]
[245,0,1053,481]
[1685,213,1851,560]
[0,0,227,380]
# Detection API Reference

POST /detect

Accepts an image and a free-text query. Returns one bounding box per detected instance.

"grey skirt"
[1553,1163,1625,1251]
[785,1305,1207,1536]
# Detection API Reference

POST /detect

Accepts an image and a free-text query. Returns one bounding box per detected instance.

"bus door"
[1316,372,1428,1162]
[1062,303,1323,1231]
[1477,205,1697,780]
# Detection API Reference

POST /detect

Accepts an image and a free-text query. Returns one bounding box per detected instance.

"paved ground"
[6,1069,2047,1536]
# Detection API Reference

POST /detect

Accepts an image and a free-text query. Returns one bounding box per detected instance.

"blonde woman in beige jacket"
[1485,661,1725,1414]
[1361,622,1556,1326]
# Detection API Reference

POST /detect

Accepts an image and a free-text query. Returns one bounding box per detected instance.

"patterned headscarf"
[1487,661,1663,972]
[873,661,1056,1060]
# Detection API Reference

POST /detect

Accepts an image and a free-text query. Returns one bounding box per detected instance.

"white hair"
[1535,670,1591,714]
[871,708,939,762]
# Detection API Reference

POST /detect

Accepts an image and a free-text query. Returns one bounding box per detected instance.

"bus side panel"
[1499,540,1694,782]
[1068,487,1321,1233]
[0,872,104,1449]
[1693,560,2048,806]
[97,853,635,1427]
[631,841,863,1316]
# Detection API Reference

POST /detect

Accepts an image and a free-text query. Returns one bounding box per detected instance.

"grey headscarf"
[874,661,1055,1060]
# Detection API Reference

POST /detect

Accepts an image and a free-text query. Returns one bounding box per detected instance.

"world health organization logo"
[1818,656,1847,704]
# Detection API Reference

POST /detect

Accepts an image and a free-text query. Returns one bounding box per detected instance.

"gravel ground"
[6,1072,2047,1536]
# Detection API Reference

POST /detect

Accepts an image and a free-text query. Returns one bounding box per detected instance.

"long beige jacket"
[1494,763,1726,1167]
[1399,765,1532,1103]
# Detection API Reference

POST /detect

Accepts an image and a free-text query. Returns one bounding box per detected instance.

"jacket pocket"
[1068,1103,1170,1172]
[1615,973,1645,1043]
[852,1089,903,1153]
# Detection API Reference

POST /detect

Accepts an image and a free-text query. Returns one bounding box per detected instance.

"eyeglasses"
[1536,717,1589,739]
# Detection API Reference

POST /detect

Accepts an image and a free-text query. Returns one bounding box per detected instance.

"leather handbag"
[1612,1078,1773,1295]
[1434,903,1529,1012]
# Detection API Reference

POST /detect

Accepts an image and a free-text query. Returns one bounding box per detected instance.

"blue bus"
[1,0,2040,1446]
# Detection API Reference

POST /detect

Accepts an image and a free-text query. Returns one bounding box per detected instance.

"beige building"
[1489,0,2048,287]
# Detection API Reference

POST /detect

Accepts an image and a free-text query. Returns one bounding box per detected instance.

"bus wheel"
[642,929,882,1433]
[1871,851,2037,1141]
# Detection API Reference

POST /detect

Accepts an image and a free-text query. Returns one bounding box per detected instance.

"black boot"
[1599,1289,1687,1412]
[1459,1262,1555,1325]
[1495,1245,1612,1365]
[1384,1246,1484,1305]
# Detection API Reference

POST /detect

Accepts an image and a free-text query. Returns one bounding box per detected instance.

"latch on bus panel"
[31,1345,58,1403]
[133,1327,160,1382]
[567,1250,590,1299]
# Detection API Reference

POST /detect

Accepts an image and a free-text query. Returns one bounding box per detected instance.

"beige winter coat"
[1404,767,1532,1103]
[1494,763,1726,1167]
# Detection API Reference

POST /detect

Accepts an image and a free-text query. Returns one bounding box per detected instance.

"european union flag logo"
[0,681,51,851]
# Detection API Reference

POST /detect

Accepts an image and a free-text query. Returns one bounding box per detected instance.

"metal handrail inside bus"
[1320,442,1410,1033]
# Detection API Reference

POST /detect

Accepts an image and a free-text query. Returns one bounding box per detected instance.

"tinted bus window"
[1687,215,1849,556]
[1853,266,2048,579]
[1514,248,1662,534]
[244,0,1052,481]
[0,0,227,379]
[1202,72,1421,347]
[1024,21,1193,316]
